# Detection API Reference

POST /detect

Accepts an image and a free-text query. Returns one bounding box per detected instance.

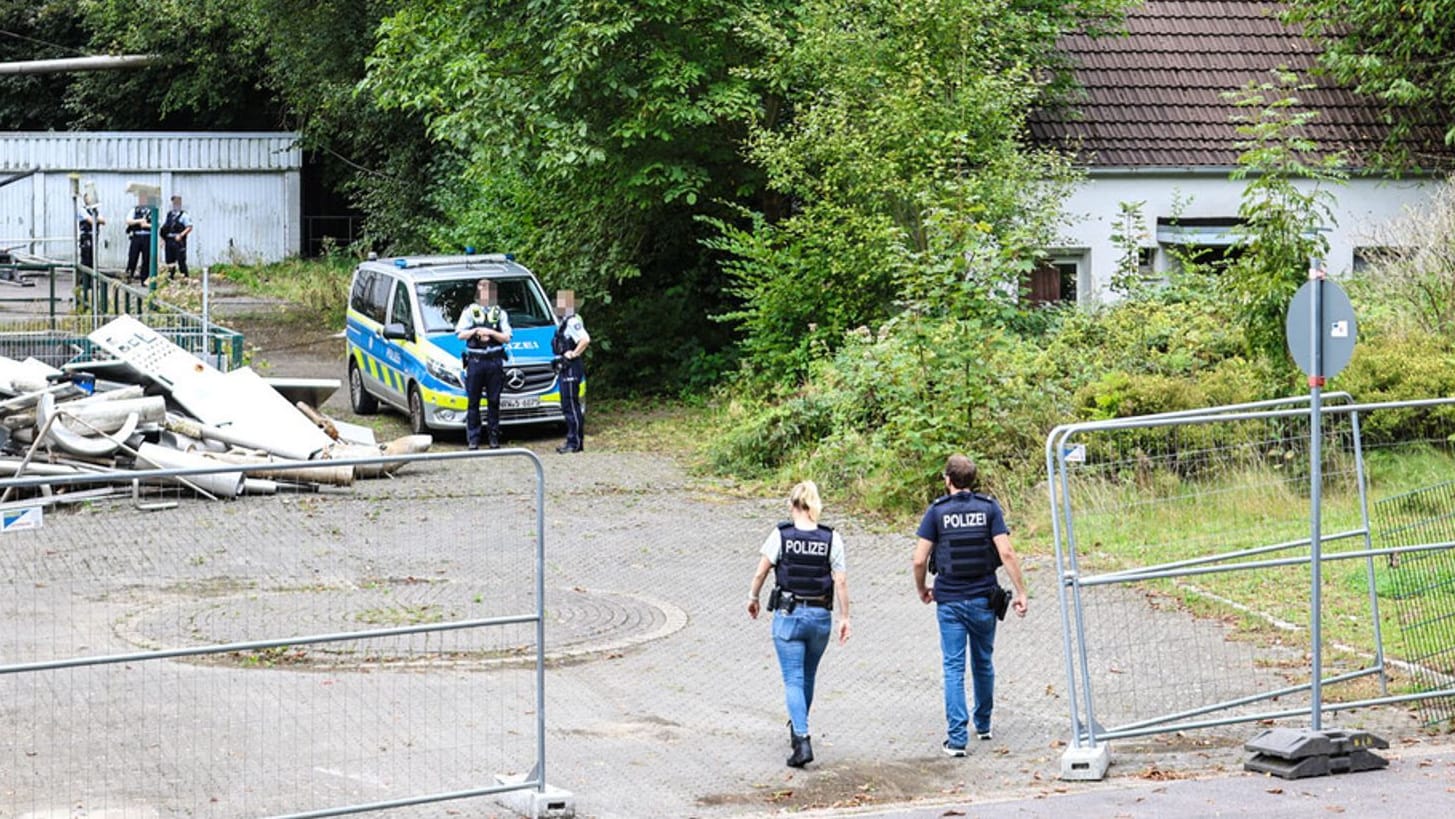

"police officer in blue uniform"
[748,480,852,768]
[77,196,105,270]
[124,194,153,282]
[551,289,589,454]
[913,454,1028,757]
[161,195,193,277]
[454,278,512,449]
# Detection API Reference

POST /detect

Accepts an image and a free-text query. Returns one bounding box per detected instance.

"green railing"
[0,265,247,372]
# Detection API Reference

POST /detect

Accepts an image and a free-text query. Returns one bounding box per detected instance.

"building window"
[1027,255,1085,305]
[1353,246,1401,274]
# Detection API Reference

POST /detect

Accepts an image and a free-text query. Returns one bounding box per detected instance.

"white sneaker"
[941,740,967,757]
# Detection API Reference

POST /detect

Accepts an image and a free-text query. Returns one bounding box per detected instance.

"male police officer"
[77,195,105,270]
[912,454,1028,757]
[123,193,153,282]
[455,279,512,449]
[551,289,590,454]
[161,195,193,277]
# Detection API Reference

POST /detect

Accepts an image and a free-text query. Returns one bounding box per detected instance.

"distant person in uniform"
[77,195,105,270]
[161,194,193,277]
[455,279,511,449]
[913,454,1028,757]
[124,194,153,282]
[551,289,589,454]
[748,480,852,768]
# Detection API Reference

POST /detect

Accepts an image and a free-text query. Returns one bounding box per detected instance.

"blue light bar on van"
[392,254,512,268]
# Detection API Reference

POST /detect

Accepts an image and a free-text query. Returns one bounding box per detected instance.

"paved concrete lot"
[0,445,1443,818]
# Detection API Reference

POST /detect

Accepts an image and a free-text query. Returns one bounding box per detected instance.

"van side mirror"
[382,322,412,341]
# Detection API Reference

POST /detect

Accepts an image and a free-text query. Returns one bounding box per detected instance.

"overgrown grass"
[1056,445,1455,669]
[212,256,355,326]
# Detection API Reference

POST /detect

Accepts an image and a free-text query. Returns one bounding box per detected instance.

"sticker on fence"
[1,506,43,532]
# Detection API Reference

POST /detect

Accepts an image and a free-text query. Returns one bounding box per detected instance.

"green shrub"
[1333,330,1455,443]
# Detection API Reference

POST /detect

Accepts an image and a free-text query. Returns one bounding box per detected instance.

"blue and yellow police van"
[345,253,577,433]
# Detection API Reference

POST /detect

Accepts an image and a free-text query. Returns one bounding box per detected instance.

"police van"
[345,253,577,433]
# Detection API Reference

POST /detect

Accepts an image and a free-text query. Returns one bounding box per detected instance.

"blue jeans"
[772,606,832,736]
[937,597,997,747]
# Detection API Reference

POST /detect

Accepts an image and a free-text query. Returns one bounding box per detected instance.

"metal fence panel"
[0,452,546,817]
[1047,397,1455,751]
[0,308,246,372]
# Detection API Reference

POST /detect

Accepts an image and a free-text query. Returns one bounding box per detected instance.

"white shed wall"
[0,132,301,267]
[1054,171,1445,302]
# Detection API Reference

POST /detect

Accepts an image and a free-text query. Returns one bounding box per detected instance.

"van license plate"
[500,396,540,410]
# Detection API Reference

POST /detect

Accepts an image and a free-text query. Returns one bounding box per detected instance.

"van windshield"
[418,276,555,333]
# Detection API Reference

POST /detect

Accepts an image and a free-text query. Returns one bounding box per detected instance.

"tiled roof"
[1029,1,1449,168]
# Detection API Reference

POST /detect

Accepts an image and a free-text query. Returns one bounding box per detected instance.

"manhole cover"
[117,581,686,669]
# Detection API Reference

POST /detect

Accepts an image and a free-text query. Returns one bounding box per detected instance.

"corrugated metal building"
[1,132,301,269]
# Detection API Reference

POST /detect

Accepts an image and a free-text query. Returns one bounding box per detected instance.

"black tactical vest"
[127,207,151,236]
[930,492,1001,580]
[774,523,835,602]
[552,313,573,357]
[162,209,187,237]
[465,305,506,358]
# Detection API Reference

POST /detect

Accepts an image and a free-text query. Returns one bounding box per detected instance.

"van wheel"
[349,361,378,415]
[408,384,431,434]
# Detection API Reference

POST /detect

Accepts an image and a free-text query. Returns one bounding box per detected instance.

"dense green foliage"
[1221,71,1345,365]
[709,0,1114,389]
[0,1,84,128]
[364,0,787,391]
[1286,0,1455,160]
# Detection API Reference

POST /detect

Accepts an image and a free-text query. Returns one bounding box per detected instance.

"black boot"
[787,733,813,768]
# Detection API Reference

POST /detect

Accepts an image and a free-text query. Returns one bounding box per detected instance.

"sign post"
[1245,260,1387,778]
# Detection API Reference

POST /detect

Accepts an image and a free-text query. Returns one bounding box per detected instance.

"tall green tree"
[0,1,88,129]
[1286,0,1455,162]
[1221,70,1345,365]
[366,0,791,389]
[712,0,1122,389]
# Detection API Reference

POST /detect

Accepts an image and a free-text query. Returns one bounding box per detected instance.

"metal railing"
[1046,395,1455,757]
[0,450,550,817]
[63,264,246,370]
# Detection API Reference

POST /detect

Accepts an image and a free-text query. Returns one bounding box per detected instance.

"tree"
[1221,70,1345,364]
[66,0,439,247]
[366,0,792,389]
[0,1,89,129]
[711,0,1121,388]
[1285,0,1455,162]
[66,0,279,130]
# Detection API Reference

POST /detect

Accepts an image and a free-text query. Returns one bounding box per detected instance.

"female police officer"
[747,480,851,768]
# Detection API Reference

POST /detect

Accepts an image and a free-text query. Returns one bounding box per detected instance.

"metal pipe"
[1094,687,1455,742]
[1079,540,1455,586]
[1349,407,1389,696]
[1113,667,1380,734]
[203,451,353,487]
[1046,428,1086,748]
[0,55,161,75]
[1093,528,1368,581]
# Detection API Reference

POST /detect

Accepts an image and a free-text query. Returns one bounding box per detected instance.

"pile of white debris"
[0,315,430,507]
